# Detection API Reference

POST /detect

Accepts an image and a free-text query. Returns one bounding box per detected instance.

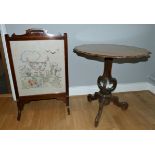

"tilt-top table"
[73,44,150,127]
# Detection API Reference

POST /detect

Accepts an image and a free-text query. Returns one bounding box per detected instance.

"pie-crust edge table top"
[74,44,151,59]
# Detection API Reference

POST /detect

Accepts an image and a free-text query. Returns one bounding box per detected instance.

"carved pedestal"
[87,58,128,127]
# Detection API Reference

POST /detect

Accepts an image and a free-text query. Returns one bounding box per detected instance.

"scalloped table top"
[73,44,151,59]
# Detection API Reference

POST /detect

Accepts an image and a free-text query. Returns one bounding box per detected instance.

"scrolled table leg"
[112,95,128,110]
[87,92,99,102]
[94,98,105,127]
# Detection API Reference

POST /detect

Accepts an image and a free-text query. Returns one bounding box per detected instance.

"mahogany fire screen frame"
[5,29,70,120]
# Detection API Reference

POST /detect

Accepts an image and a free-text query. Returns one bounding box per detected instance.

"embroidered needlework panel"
[10,40,66,96]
